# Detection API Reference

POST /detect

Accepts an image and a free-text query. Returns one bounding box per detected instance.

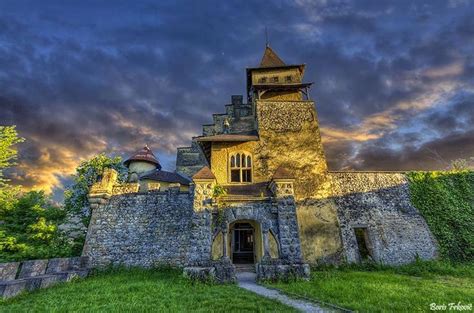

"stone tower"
[248,45,328,199]
[177,45,328,199]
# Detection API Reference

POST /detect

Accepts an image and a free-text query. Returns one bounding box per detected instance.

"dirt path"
[236,272,338,313]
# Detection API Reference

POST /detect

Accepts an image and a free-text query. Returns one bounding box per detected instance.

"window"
[230,153,252,183]
[260,77,267,83]
[285,75,292,82]
[272,76,279,83]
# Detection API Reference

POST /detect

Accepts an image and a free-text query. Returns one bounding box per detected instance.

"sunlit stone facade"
[83,46,438,282]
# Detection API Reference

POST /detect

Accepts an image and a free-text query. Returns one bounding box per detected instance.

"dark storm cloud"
[0,0,473,194]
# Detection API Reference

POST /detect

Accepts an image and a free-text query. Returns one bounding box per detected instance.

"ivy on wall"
[407,171,474,262]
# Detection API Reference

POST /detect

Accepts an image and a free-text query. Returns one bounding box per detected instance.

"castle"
[83,46,438,281]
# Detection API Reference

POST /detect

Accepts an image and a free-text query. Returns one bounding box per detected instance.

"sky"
[1,0,473,200]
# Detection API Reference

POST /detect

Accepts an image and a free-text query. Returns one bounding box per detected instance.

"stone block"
[24,274,62,291]
[52,270,89,282]
[212,259,236,283]
[183,267,216,282]
[0,262,19,281]
[18,259,48,278]
[46,258,70,274]
[69,256,90,270]
[256,262,310,282]
[0,280,26,299]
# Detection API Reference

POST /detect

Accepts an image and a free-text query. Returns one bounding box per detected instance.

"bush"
[0,191,76,262]
[407,171,474,262]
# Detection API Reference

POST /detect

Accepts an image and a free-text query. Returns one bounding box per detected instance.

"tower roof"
[259,45,286,68]
[124,145,162,169]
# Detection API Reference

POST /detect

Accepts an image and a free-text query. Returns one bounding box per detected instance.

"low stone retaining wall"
[0,257,90,299]
[183,258,236,283]
[256,260,310,282]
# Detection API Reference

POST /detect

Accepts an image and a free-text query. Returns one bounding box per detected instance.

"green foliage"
[64,153,127,219]
[0,191,75,262]
[267,262,474,312]
[1,268,295,312]
[313,259,474,278]
[407,171,474,262]
[212,184,227,198]
[0,125,24,186]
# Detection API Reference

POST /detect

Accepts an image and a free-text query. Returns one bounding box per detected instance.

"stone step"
[0,269,89,299]
[234,264,256,273]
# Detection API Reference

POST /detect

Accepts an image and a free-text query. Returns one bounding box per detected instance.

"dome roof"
[124,145,162,170]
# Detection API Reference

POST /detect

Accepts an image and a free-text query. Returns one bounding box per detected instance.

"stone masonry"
[331,172,438,264]
[82,47,439,282]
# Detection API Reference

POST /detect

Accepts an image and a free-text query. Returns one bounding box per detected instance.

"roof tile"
[124,146,161,169]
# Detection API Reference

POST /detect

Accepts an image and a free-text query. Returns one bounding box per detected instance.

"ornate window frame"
[228,152,253,184]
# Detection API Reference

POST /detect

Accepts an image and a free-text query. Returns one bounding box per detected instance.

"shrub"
[0,191,74,262]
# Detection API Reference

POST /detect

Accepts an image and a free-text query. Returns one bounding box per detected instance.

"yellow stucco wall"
[261,91,302,101]
[210,141,263,185]
[140,179,189,192]
[212,232,223,260]
[255,100,328,199]
[269,231,279,259]
[128,161,157,174]
[251,67,302,85]
[296,198,343,264]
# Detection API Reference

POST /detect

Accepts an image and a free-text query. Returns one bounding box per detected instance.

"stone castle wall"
[295,172,439,265]
[255,100,328,199]
[330,172,438,264]
[83,190,199,268]
[83,171,439,268]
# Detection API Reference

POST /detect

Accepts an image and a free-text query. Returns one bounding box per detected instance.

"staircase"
[234,264,256,273]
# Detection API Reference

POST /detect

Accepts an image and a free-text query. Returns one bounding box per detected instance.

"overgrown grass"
[0,267,295,312]
[266,261,474,312]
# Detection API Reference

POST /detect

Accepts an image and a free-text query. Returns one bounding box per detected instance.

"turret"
[124,145,161,182]
[246,45,312,104]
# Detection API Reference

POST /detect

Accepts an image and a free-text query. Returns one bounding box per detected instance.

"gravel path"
[236,272,336,313]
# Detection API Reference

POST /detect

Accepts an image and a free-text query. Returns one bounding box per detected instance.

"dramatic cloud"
[0,0,473,197]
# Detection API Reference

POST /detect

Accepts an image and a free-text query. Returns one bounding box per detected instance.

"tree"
[0,191,72,261]
[0,126,25,186]
[450,157,474,171]
[64,153,127,222]
[0,126,24,215]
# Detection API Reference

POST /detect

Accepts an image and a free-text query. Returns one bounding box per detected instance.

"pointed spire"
[265,27,269,47]
[259,45,286,68]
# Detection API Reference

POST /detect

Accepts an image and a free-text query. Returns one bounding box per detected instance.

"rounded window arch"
[229,152,252,183]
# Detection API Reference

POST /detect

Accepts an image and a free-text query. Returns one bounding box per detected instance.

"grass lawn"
[265,261,474,312]
[0,268,294,312]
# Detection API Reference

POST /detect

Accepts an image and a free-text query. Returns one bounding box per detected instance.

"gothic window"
[260,77,267,83]
[230,153,252,183]
[285,75,292,82]
[272,76,279,83]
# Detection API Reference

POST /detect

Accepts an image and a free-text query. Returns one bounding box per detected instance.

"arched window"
[230,153,252,183]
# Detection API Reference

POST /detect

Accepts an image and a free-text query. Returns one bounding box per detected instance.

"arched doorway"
[227,220,263,264]
[231,222,255,264]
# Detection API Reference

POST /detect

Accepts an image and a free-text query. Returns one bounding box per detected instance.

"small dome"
[124,145,162,170]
